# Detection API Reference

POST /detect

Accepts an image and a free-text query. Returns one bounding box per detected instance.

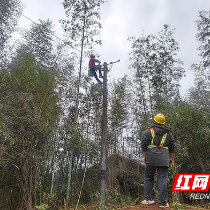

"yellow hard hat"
[154,114,165,124]
[90,54,95,58]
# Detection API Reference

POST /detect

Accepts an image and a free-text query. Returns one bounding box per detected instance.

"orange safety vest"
[148,128,169,150]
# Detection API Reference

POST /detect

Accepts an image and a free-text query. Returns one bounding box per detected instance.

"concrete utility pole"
[100,62,108,209]
[100,60,120,209]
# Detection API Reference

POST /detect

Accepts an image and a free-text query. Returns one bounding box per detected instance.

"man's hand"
[169,153,174,166]
[143,151,146,163]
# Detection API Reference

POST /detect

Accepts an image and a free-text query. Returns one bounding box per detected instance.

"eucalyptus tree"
[109,76,129,155]
[60,0,104,204]
[154,25,185,106]
[76,76,103,166]
[168,101,210,174]
[81,79,103,160]
[188,64,210,111]
[58,77,103,205]
[129,34,156,119]
[23,19,55,68]
[129,25,185,124]
[60,0,104,51]
[188,10,210,111]
[108,76,134,190]
[196,10,210,68]
[0,0,23,66]
[0,50,60,209]
[60,0,104,127]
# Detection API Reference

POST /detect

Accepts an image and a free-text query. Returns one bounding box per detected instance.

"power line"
[20,13,92,67]
[21,13,77,67]
[21,14,70,45]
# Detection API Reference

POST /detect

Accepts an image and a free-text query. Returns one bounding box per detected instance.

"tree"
[154,25,185,106]
[60,0,104,125]
[109,76,129,155]
[196,10,210,68]
[0,0,23,66]
[188,64,210,111]
[188,10,210,111]
[168,102,210,174]
[60,0,104,205]
[24,19,55,68]
[129,25,185,124]
[129,34,156,118]
[0,51,60,209]
[61,0,104,49]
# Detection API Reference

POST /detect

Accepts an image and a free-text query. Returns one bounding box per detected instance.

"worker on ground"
[88,54,103,84]
[141,114,175,208]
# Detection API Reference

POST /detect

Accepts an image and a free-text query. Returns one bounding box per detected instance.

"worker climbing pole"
[89,54,103,84]
[100,59,120,209]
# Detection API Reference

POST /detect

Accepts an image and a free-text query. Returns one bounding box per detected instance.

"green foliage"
[196,10,210,68]
[189,10,210,111]
[107,190,132,206]
[168,102,210,173]
[61,0,104,47]
[24,19,54,67]
[2,2,210,210]
[109,75,133,156]
[110,77,128,128]
[0,0,23,64]
[131,198,141,206]
[9,50,60,129]
[129,24,184,117]
[36,204,49,210]
[0,50,60,209]
[134,182,144,188]
[171,201,185,210]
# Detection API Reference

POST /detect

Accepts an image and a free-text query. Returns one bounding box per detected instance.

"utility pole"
[100,62,108,209]
[100,60,120,209]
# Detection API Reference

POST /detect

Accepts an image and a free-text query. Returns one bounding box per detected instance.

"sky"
[18,0,210,96]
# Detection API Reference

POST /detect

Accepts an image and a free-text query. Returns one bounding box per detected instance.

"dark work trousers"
[89,67,103,84]
[144,166,168,205]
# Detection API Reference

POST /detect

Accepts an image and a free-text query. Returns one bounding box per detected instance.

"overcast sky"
[18,0,210,96]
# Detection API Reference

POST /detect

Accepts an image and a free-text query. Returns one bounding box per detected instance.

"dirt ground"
[127,203,170,209]
[126,203,210,210]
[78,202,210,209]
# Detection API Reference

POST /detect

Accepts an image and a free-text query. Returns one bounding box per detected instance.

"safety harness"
[148,128,169,150]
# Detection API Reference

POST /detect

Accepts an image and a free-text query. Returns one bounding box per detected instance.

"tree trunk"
[172,154,179,203]
[136,68,147,115]
[19,168,32,210]
[146,64,153,118]
[66,152,73,205]
[74,4,86,130]
[17,148,33,210]
[46,156,56,202]
[34,168,38,207]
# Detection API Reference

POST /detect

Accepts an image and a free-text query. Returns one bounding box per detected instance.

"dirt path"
[127,203,169,209]
[83,202,210,209]
[126,203,209,210]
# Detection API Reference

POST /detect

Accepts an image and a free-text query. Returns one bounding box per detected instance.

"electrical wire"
[21,13,76,67]
[22,14,66,43]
